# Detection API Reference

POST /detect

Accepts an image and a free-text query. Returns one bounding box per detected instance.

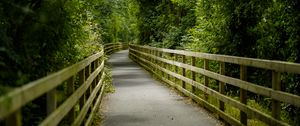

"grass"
[91,109,104,126]
[90,64,115,125]
[103,64,115,93]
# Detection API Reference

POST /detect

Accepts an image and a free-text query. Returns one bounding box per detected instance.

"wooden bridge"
[0,43,300,126]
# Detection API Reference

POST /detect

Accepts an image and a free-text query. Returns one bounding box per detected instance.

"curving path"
[101,50,221,126]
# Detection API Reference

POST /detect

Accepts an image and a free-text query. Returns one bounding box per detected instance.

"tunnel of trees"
[1,0,300,125]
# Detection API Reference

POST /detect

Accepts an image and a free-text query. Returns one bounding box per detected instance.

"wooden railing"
[104,42,127,55]
[0,43,124,126]
[129,44,300,126]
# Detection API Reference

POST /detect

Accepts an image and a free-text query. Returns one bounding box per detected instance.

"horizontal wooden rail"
[129,44,300,126]
[0,43,125,126]
[130,45,300,74]
[104,42,127,55]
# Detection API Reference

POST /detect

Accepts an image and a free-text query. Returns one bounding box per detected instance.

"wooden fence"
[0,43,124,126]
[129,44,300,126]
[104,42,128,55]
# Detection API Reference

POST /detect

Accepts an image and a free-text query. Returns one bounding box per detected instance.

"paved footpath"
[101,50,222,126]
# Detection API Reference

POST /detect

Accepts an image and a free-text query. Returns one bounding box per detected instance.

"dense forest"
[1,0,300,125]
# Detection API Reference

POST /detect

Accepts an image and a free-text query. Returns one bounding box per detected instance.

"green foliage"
[136,0,196,49]
[103,65,115,93]
[98,0,139,43]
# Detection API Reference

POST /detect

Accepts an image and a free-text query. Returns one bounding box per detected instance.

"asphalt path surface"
[101,50,221,126]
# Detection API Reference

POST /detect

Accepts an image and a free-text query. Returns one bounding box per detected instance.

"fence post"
[113,43,116,53]
[94,61,98,88]
[150,48,154,72]
[95,59,100,83]
[175,54,179,84]
[156,50,160,74]
[167,53,170,81]
[162,52,166,78]
[67,76,75,123]
[159,51,163,76]
[219,62,225,112]
[240,65,247,125]
[204,59,209,101]
[191,56,196,94]
[182,55,186,89]
[85,65,91,99]
[146,48,149,64]
[47,89,56,115]
[79,69,86,111]
[272,71,281,120]
[150,49,154,64]
[153,49,156,72]
[98,58,103,83]
[91,62,95,89]
[5,110,22,126]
